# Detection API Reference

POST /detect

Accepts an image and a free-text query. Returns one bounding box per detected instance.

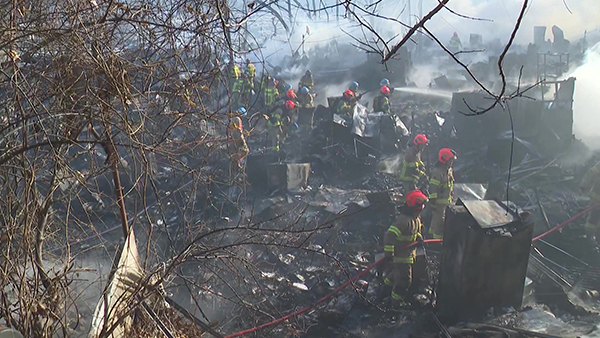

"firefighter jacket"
[266,107,283,130]
[336,100,353,116]
[229,64,240,80]
[297,93,314,108]
[245,62,256,79]
[350,88,360,105]
[449,35,462,51]
[298,74,314,90]
[581,161,600,200]
[383,212,422,264]
[243,63,256,92]
[373,94,390,114]
[400,146,426,184]
[429,164,454,205]
[264,80,279,107]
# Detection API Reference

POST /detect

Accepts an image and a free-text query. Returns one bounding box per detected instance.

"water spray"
[394,87,454,100]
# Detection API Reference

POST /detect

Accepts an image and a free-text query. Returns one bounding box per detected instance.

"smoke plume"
[571,41,600,149]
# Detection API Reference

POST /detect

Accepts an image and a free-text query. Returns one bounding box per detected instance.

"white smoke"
[571,41,600,149]
[423,0,599,45]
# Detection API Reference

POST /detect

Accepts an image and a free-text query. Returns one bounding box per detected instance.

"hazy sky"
[424,0,600,44]
[260,0,600,50]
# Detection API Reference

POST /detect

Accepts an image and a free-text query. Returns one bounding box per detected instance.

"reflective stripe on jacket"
[400,146,426,183]
[429,165,454,204]
[383,213,422,265]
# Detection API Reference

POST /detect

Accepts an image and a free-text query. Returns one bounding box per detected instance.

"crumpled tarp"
[310,186,371,214]
[351,104,379,138]
[352,104,409,138]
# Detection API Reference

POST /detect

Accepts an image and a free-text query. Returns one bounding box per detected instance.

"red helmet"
[343,89,355,99]
[405,190,428,210]
[285,100,296,110]
[413,134,429,146]
[438,148,457,164]
[380,86,391,95]
[286,89,296,100]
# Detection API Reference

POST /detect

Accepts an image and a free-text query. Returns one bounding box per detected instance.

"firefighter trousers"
[385,258,428,303]
[429,204,447,239]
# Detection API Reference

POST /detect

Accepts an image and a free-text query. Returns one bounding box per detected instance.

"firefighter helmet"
[405,190,428,210]
[246,58,251,63]
[349,81,359,91]
[380,78,390,87]
[305,70,312,76]
[438,148,457,164]
[285,100,296,110]
[413,134,429,146]
[284,83,293,91]
[343,89,355,99]
[300,86,309,95]
[286,89,297,100]
[380,86,391,95]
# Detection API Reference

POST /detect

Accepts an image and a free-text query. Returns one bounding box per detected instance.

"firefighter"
[230,61,243,107]
[348,81,361,105]
[297,86,314,109]
[428,148,457,239]
[298,70,314,91]
[400,134,429,193]
[380,78,394,93]
[297,86,314,132]
[263,75,279,108]
[382,190,429,307]
[580,160,600,244]
[280,83,293,100]
[373,85,391,114]
[265,100,295,151]
[242,58,256,105]
[229,115,249,178]
[276,80,290,100]
[335,89,355,116]
[449,31,462,53]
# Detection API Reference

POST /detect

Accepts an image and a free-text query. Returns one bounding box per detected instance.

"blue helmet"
[237,107,247,116]
[284,83,293,91]
[300,86,309,95]
[380,78,390,87]
[349,81,359,91]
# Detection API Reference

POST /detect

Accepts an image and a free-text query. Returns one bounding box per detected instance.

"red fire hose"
[223,203,600,338]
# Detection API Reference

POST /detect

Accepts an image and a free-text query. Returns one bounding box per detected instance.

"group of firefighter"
[226,61,600,309]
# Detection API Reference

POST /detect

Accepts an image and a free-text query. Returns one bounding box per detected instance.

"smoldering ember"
[1,0,600,337]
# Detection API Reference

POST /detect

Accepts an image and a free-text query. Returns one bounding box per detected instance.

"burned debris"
[1,0,600,337]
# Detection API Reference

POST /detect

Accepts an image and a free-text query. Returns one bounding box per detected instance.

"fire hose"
[222,203,600,338]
